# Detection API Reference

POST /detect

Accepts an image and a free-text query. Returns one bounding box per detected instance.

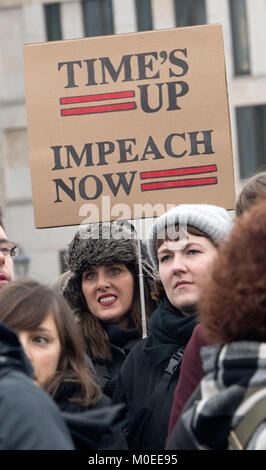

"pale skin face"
[81,264,135,329]
[18,313,61,386]
[158,233,217,315]
[0,226,14,288]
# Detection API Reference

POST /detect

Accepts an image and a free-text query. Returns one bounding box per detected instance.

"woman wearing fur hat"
[63,222,156,400]
[113,204,232,450]
[167,201,266,450]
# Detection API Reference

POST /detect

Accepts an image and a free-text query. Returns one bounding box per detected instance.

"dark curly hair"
[199,201,266,343]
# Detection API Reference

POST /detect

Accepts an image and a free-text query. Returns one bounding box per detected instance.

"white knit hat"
[147,204,233,269]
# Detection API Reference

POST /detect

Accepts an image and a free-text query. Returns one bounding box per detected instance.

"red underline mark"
[61,101,137,116]
[141,177,218,191]
[140,164,217,179]
[60,90,135,105]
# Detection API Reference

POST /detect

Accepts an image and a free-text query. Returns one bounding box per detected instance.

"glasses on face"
[0,240,19,258]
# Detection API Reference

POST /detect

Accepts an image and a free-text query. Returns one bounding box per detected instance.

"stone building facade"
[1,0,266,283]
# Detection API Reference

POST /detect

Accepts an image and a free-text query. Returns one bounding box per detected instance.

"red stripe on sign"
[60,91,135,105]
[61,101,137,116]
[141,177,217,191]
[140,165,217,179]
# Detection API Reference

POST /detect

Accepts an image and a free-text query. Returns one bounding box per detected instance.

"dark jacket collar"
[0,323,33,378]
[100,321,141,350]
[143,296,197,366]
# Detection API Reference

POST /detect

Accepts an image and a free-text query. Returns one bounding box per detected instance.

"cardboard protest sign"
[24,24,235,229]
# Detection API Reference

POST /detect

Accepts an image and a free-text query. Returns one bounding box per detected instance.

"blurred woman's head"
[199,201,266,343]
[0,279,101,406]
[63,222,156,360]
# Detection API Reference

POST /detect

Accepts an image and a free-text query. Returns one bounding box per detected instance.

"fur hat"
[147,203,233,270]
[63,222,156,311]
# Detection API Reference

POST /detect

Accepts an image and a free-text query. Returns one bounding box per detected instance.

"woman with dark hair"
[0,279,103,413]
[167,201,266,450]
[63,221,156,399]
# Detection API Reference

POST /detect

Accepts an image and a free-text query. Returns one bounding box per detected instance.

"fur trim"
[63,222,156,311]
[66,222,140,274]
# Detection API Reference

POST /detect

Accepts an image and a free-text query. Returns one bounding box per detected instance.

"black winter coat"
[113,296,197,450]
[54,380,110,413]
[0,323,74,450]
[90,322,141,399]
[53,379,128,449]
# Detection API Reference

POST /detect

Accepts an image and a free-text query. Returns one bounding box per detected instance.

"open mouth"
[98,294,117,306]
[0,274,8,284]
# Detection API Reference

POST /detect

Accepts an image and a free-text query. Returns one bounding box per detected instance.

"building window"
[59,250,68,274]
[44,3,62,41]
[229,0,250,75]
[174,0,206,27]
[135,0,153,31]
[82,0,114,37]
[236,105,266,179]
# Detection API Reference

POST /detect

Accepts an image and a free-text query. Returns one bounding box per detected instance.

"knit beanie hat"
[63,221,155,311]
[147,204,233,270]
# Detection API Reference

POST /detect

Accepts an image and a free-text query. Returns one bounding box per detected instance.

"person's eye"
[0,248,9,255]
[32,336,48,345]
[84,272,95,281]
[186,249,201,256]
[159,254,171,263]
[110,267,122,276]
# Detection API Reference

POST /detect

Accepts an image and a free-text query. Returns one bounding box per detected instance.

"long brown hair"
[0,279,101,406]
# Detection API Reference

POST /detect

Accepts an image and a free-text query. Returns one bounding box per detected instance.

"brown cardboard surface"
[24,24,235,228]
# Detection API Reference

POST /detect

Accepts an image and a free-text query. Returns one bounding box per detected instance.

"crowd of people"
[1,170,266,450]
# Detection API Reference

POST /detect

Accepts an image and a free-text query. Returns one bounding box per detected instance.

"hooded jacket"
[0,323,74,450]
[166,341,266,450]
[113,296,197,450]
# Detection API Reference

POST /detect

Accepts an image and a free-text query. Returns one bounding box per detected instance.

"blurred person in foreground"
[0,207,74,449]
[0,279,127,449]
